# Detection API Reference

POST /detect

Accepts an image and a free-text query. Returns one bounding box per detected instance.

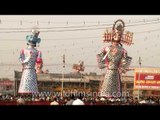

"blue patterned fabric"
[100,45,131,98]
[18,47,42,94]
[19,69,38,93]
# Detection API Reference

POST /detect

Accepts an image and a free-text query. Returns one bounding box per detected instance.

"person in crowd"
[72,93,84,105]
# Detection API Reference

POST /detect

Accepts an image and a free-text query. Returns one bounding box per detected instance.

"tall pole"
[14,71,17,96]
[14,78,16,96]
[138,57,142,101]
[82,72,86,90]
[61,54,65,98]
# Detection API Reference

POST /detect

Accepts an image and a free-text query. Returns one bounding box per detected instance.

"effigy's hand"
[122,70,126,74]
[21,51,32,64]
[119,68,126,74]
[29,51,33,58]
[22,62,28,66]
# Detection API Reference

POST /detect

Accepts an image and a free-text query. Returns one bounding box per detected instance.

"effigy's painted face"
[112,29,121,42]
[112,41,119,46]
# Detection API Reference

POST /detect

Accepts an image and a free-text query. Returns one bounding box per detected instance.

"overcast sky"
[0,15,160,79]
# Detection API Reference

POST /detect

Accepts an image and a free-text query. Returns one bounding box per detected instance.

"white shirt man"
[72,98,84,105]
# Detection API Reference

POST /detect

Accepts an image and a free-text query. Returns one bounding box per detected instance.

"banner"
[134,68,160,90]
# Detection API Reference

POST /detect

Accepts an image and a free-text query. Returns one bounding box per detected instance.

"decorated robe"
[18,47,42,94]
[99,45,132,97]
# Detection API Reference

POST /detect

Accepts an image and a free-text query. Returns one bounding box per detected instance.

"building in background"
[6,68,160,98]
[0,78,14,95]
[14,71,135,97]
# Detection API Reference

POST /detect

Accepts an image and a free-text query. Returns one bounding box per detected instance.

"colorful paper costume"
[97,19,133,98]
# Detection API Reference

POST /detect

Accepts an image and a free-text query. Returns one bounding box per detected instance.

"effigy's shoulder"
[103,46,111,52]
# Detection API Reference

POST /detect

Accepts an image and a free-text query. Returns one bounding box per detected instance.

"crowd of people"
[0,92,160,105]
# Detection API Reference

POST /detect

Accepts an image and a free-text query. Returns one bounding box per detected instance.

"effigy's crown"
[103,19,133,46]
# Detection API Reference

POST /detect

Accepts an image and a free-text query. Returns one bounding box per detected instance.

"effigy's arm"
[119,48,132,74]
[19,49,33,64]
[36,51,43,64]
[23,57,30,64]
[23,51,32,64]
[19,49,25,64]
[97,46,110,69]
[35,51,43,73]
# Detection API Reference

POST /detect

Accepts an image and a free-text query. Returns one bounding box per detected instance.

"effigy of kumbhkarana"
[18,27,43,94]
